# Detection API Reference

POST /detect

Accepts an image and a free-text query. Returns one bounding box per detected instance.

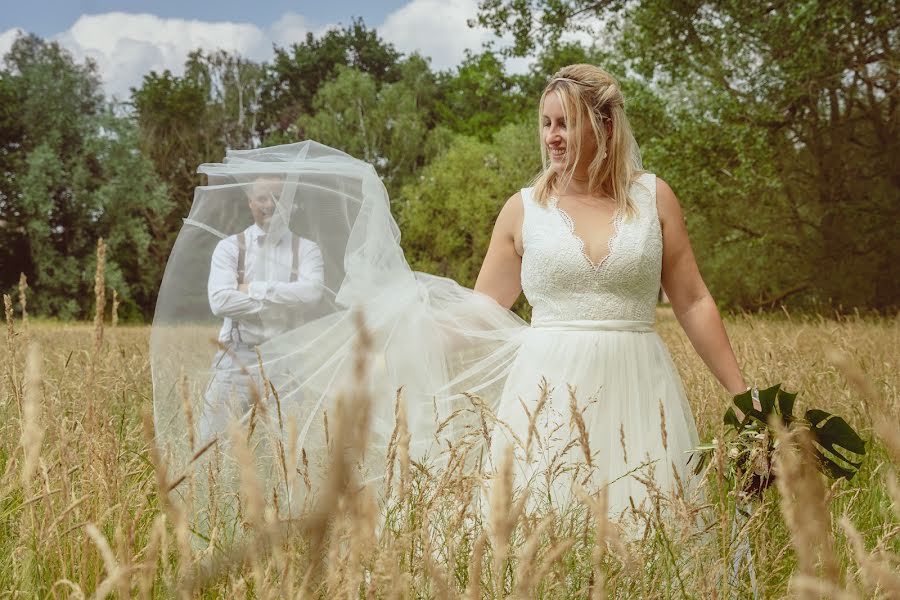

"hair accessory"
[551,76,590,86]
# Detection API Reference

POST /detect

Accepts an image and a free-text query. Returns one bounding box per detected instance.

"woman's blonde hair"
[532,64,644,217]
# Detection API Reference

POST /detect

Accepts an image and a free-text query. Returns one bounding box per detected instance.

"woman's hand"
[733,387,763,422]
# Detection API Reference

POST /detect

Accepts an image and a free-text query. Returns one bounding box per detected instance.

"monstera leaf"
[726,384,798,429]
[691,384,867,495]
[805,409,866,480]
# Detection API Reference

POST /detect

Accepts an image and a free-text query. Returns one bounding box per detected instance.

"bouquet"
[691,384,867,498]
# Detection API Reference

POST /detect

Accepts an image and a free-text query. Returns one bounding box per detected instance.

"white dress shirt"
[208,223,325,345]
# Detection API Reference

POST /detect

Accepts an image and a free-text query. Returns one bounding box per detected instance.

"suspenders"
[290,234,300,282]
[236,232,246,285]
[231,231,302,345]
[236,231,302,286]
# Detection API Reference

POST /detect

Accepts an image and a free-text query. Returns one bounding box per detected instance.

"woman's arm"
[474,192,525,309]
[657,178,748,396]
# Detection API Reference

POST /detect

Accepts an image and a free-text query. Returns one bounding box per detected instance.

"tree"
[257,20,402,143]
[131,69,224,211]
[398,122,541,317]
[0,34,171,319]
[184,49,265,150]
[1,34,105,317]
[298,64,430,196]
[434,50,531,141]
[476,0,900,310]
[0,68,28,292]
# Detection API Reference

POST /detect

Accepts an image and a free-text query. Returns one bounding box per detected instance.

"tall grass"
[0,296,897,597]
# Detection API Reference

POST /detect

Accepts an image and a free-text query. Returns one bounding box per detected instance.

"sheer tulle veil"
[150,141,526,524]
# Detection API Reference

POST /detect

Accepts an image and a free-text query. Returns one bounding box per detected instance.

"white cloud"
[378,0,489,70]
[1,3,534,101]
[378,0,530,73]
[0,27,25,62]
[270,12,315,49]
[53,12,274,100]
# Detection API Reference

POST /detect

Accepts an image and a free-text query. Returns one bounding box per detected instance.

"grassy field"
[0,309,898,598]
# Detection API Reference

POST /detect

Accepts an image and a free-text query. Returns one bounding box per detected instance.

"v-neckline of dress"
[549,195,622,273]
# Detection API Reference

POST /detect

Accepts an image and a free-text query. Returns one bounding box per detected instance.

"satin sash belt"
[529,319,654,333]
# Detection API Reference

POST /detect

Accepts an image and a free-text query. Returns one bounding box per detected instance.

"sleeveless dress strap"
[520,187,538,241]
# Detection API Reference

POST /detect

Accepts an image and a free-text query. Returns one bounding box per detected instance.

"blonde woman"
[474,64,750,517]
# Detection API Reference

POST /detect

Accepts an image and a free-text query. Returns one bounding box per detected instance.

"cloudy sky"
[0,0,527,100]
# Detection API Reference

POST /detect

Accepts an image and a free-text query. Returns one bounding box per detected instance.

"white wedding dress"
[487,173,701,517]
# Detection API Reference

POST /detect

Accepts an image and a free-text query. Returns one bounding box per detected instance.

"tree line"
[0,3,896,321]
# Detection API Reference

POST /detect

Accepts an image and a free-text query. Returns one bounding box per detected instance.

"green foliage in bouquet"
[692,384,867,496]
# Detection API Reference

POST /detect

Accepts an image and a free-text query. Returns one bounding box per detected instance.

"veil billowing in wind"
[150,141,525,526]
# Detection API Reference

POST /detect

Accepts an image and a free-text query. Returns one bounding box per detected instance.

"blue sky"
[0,0,541,99]
[0,0,408,37]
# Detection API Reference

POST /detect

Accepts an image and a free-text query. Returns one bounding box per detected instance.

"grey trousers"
[198,344,267,443]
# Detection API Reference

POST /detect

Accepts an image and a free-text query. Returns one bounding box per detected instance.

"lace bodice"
[520,173,662,323]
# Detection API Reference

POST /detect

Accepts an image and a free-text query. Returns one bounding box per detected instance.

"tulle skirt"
[484,319,702,519]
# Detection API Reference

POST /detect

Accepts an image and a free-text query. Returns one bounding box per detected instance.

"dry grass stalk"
[790,575,860,600]
[830,350,900,463]
[568,385,593,469]
[18,273,27,328]
[179,371,195,453]
[840,514,900,597]
[488,443,530,591]
[464,531,486,600]
[20,342,43,485]
[140,407,192,580]
[93,238,106,357]
[619,422,628,465]
[165,437,218,493]
[4,293,13,350]
[525,377,551,458]
[421,509,451,600]
[138,515,165,600]
[229,421,266,532]
[299,309,376,590]
[772,421,840,597]
[111,289,118,328]
[86,522,129,599]
[465,391,525,454]
[575,484,618,600]
[283,415,300,513]
[887,472,900,522]
[397,389,412,500]
[658,399,668,452]
[488,444,515,592]
[513,513,554,597]
[385,387,402,497]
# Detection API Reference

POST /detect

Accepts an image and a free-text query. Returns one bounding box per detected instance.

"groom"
[199,175,325,442]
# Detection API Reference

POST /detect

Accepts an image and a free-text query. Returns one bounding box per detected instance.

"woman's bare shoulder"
[495,190,524,230]
[654,177,685,227]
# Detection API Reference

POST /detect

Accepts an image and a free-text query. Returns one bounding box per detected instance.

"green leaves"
[695,383,867,500]
[728,384,866,483]
[806,409,865,481]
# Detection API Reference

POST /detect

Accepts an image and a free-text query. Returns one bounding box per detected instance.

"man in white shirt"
[199,176,325,442]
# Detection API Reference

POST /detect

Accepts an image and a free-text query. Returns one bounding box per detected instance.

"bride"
[473,64,749,516]
[151,64,752,533]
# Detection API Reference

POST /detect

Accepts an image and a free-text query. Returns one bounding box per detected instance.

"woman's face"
[542,91,598,178]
